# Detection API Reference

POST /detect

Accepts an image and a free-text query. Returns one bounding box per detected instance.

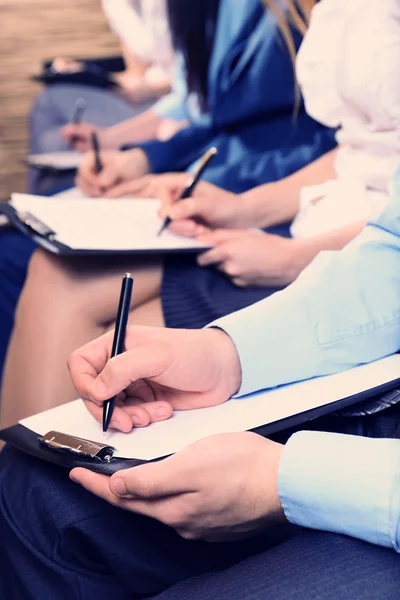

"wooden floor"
[0,0,119,199]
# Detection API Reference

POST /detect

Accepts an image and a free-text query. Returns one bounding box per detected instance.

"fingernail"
[132,416,142,427]
[69,472,78,483]
[156,406,168,418]
[112,477,130,497]
[110,419,122,430]
[90,378,107,399]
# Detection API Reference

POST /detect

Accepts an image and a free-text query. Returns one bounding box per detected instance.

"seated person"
[1,166,400,600]
[0,0,337,416]
[30,0,188,158]
[2,0,398,426]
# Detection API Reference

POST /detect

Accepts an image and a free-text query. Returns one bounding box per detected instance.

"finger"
[197,245,227,267]
[126,398,173,426]
[197,229,246,245]
[232,277,248,288]
[168,197,205,221]
[75,173,101,197]
[82,398,134,432]
[68,327,161,400]
[167,219,208,238]
[88,348,169,403]
[70,469,118,504]
[68,330,114,398]
[109,453,194,499]
[104,180,141,199]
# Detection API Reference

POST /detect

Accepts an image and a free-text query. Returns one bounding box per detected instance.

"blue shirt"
[212,168,400,550]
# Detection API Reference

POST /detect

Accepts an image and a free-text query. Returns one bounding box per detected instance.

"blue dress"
[0,0,336,379]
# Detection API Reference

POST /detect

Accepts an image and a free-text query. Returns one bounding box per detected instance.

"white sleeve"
[101,0,155,63]
[337,0,400,130]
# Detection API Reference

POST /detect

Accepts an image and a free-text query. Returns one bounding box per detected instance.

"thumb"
[89,346,169,402]
[97,160,119,189]
[105,180,138,199]
[109,454,189,498]
[197,228,245,245]
[169,197,207,221]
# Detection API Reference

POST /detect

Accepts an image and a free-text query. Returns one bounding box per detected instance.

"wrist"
[206,328,242,397]
[125,148,150,178]
[285,237,321,282]
[247,180,300,229]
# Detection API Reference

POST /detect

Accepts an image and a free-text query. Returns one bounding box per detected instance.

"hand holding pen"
[158,147,218,236]
[103,273,134,433]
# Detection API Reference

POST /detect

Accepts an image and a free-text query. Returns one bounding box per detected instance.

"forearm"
[243,149,338,228]
[104,109,163,148]
[212,213,400,395]
[120,42,147,77]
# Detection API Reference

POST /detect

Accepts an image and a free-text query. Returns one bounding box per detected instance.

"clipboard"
[1,355,400,475]
[0,195,209,257]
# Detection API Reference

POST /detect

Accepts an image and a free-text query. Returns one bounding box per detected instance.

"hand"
[62,123,118,152]
[70,432,286,541]
[68,326,242,432]
[116,72,157,104]
[156,118,189,142]
[197,229,311,288]
[75,149,150,197]
[153,174,249,237]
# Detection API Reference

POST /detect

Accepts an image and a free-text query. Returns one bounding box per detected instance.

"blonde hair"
[263,0,315,64]
[262,0,316,110]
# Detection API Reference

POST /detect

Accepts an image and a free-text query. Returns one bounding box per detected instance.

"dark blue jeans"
[1,403,400,599]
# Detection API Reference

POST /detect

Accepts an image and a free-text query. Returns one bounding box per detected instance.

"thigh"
[154,529,400,600]
[0,447,286,599]
[30,84,152,154]
[0,230,36,381]
[23,249,163,327]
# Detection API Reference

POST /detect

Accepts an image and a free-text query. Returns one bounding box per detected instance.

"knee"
[15,250,84,319]
[29,87,69,153]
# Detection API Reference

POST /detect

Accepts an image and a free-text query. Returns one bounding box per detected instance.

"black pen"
[102,273,134,434]
[91,131,103,174]
[72,97,86,124]
[157,146,218,236]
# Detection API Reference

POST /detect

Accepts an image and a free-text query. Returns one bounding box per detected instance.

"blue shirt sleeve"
[278,430,400,551]
[210,176,400,396]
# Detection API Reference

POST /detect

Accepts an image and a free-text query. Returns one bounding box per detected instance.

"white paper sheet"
[20,355,400,461]
[10,193,208,252]
[54,187,87,200]
[27,152,83,170]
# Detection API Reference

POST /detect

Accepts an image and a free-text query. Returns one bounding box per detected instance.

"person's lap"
[0,229,36,384]
[1,403,400,599]
[29,83,152,154]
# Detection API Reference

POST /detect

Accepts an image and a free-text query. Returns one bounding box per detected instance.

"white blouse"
[101,0,175,74]
[291,0,400,238]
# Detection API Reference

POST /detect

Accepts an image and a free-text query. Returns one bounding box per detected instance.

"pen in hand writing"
[157,146,218,236]
[91,131,103,174]
[103,273,134,434]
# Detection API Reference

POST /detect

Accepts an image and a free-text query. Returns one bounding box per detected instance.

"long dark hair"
[167,0,220,112]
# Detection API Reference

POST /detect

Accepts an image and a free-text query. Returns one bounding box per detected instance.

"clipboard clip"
[39,431,116,462]
[18,211,55,239]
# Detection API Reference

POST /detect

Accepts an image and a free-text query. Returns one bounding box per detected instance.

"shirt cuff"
[278,430,400,550]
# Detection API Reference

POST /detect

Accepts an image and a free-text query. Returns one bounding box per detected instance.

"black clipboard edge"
[1,375,399,475]
[0,203,208,257]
